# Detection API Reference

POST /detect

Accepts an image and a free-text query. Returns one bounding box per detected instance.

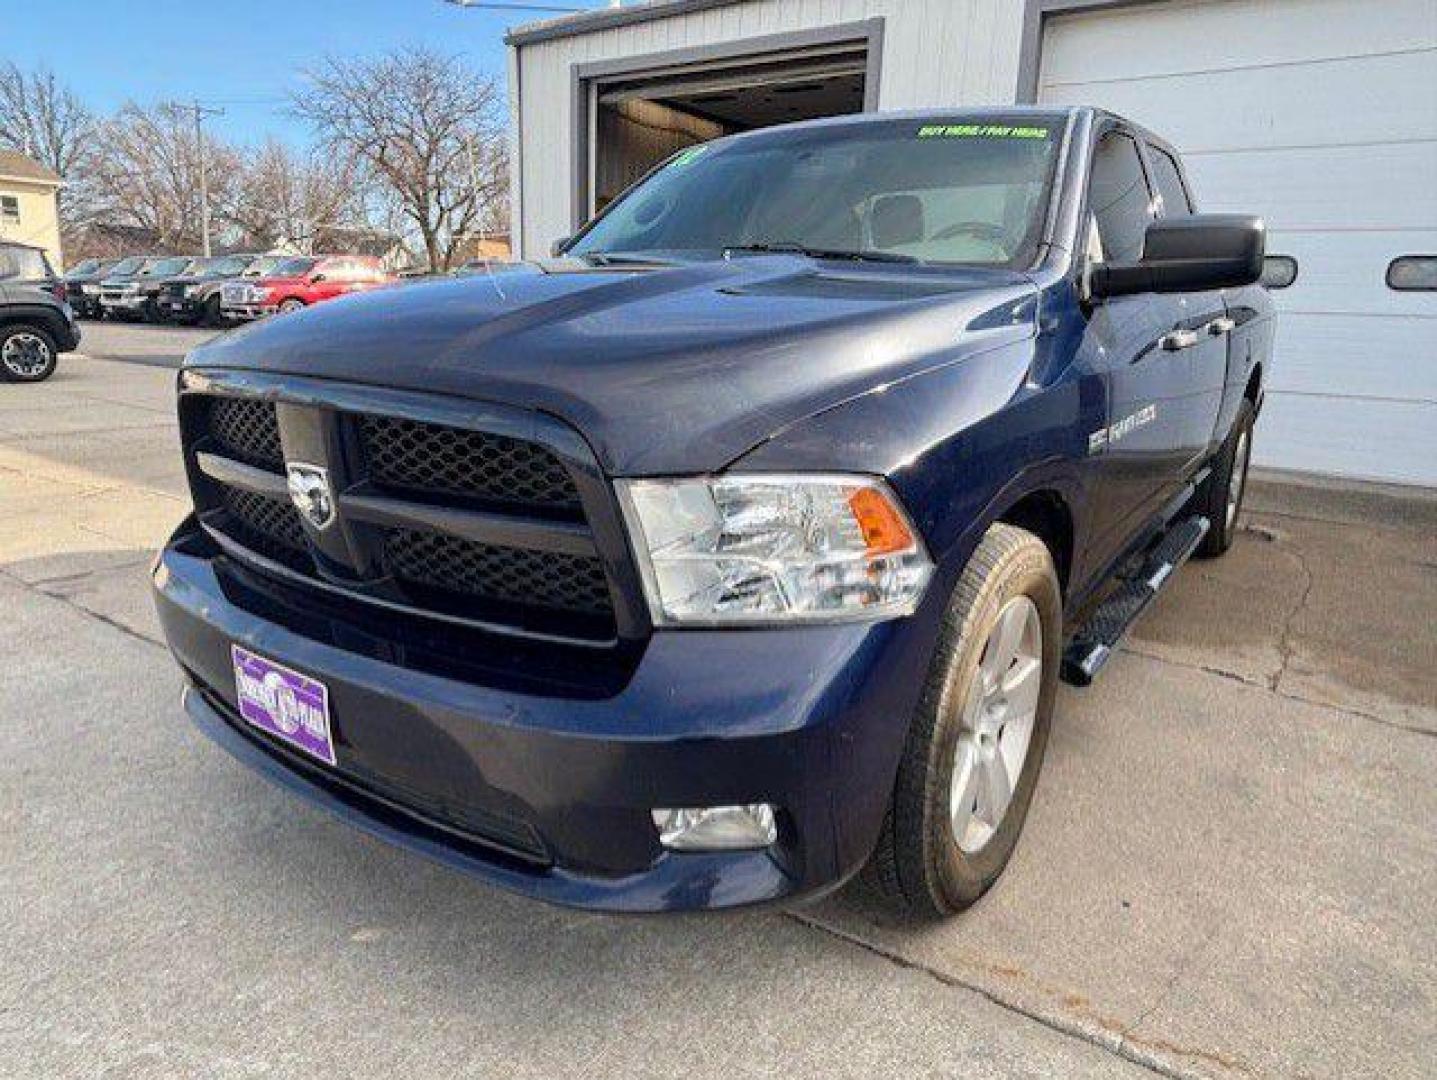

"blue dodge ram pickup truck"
[153,107,1273,915]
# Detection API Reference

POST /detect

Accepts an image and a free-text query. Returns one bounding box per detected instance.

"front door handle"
[1160,328,1200,351]
[1207,316,1236,336]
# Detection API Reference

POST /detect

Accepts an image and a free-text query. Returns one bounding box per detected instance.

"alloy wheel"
[2,332,53,380]
[949,595,1043,854]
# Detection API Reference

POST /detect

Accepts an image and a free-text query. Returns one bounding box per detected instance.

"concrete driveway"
[2,346,1433,1079]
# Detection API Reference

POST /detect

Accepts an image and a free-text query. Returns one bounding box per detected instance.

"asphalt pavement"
[2,339,1433,1079]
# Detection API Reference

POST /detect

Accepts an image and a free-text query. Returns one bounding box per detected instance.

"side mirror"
[550,236,571,258]
[1090,213,1264,299]
[310,273,326,283]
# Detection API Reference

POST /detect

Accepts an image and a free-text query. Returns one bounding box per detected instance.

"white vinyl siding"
[1039,0,1437,486]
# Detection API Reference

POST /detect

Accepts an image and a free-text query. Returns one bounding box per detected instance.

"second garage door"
[1038,0,1437,486]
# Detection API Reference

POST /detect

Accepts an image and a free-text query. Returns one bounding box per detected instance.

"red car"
[220,255,393,320]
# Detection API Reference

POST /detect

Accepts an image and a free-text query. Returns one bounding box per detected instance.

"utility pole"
[188,100,225,257]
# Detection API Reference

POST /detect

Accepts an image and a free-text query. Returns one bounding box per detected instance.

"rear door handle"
[1206,316,1236,336]
[1160,329,1200,351]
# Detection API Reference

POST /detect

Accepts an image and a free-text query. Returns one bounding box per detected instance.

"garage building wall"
[511,0,1028,258]
[1037,0,1437,485]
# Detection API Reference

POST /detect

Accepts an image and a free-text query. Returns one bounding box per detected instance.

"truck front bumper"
[152,518,938,912]
[221,303,274,321]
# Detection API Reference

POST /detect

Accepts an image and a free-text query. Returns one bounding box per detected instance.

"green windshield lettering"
[917,124,1049,140]
[669,145,710,168]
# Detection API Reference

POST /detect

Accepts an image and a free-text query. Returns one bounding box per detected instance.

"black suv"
[62,257,121,318]
[1,241,81,382]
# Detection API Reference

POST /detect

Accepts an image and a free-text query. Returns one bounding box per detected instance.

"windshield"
[271,257,318,277]
[147,257,191,276]
[569,117,1066,269]
[108,257,146,275]
[202,256,252,277]
[67,259,102,277]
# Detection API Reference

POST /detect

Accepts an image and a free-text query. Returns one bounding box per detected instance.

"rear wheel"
[0,324,59,383]
[1193,400,1255,558]
[864,523,1061,917]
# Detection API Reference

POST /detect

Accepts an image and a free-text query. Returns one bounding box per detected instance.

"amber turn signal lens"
[848,487,915,556]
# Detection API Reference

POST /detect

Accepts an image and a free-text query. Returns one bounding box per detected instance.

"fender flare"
[0,304,70,344]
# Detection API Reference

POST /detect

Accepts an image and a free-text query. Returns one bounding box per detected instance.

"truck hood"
[188,257,1038,474]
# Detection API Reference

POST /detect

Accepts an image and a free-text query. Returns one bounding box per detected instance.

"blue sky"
[2,0,614,146]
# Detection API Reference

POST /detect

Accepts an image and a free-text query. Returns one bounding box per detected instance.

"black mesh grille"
[384,530,612,615]
[209,398,283,471]
[220,486,309,564]
[357,414,580,510]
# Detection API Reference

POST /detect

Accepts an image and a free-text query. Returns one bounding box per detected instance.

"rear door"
[1082,127,1192,554]
[1142,139,1230,466]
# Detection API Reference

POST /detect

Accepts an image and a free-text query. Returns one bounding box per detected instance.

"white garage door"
[1039,0,1437,486]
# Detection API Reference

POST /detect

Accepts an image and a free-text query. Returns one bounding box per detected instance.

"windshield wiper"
[723,242,919,265]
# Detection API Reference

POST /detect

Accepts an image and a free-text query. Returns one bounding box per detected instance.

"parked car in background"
[62,257,121,318]
[99,256,162,320]
[154,254,258,326]
[0,241,64,301]
[135,255,202,322]
[1,246,81,383]
[220,255,393,320]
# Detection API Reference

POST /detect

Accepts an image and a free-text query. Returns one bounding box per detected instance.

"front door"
[1082,129,1194,561]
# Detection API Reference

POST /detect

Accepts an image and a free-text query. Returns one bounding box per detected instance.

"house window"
[0,195,19,223]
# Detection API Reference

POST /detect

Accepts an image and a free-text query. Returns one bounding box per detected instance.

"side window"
[1088,132,1153,263]
[0,195,19,223]
[1148,147,1193,215]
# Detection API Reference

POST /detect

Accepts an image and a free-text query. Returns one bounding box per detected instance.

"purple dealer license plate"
[231,645,337,766]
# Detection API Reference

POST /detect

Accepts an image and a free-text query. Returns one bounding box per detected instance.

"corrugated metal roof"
[506,0,752,47]
[0,149,62,186]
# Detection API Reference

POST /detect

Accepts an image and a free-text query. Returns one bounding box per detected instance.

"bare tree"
[291,48,508,271]
[0,63,98,225]
[86,101,241,252]
[227,138,365,249]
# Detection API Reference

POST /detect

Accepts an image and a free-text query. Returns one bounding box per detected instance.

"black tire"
[864,523,1062,917]
[202,294,223,327]
[0,323,59,383]
[277,298,306,315]
[1192,400,1255,558]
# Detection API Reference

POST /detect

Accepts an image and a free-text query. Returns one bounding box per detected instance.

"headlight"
[184,285,201,297]
[617,474,933,625]
[81,283,99,295]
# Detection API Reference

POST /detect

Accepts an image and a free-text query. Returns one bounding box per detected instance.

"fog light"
[651,804,777,851]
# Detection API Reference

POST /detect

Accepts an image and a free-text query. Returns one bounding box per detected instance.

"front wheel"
[864,523,1061,917]
[277,298,306,315]
[0,324,59,383]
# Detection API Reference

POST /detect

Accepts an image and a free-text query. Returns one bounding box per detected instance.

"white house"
[506,0,1437,485]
